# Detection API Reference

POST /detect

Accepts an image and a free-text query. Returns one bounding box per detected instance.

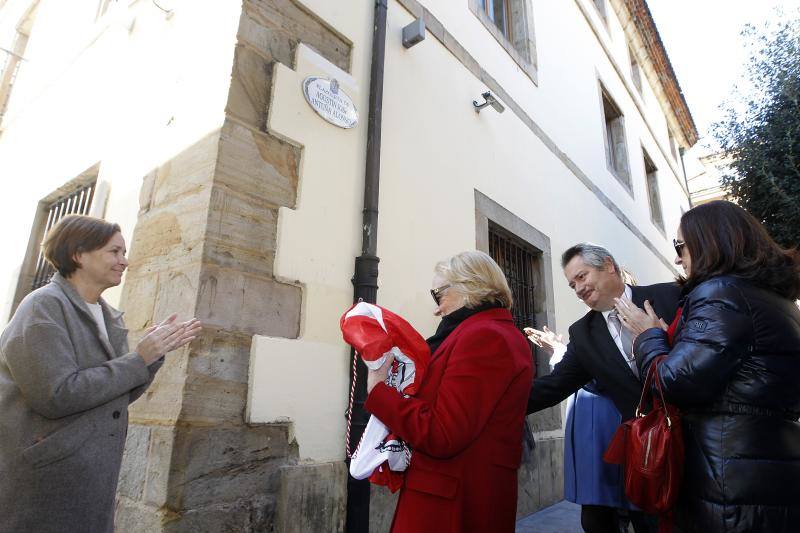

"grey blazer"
[0,273,162,533]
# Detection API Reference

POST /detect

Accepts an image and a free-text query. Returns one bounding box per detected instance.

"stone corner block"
[276,461,347,533]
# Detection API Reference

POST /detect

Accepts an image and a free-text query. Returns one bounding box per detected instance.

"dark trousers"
[580,505,658,533]
[580,505,618,533]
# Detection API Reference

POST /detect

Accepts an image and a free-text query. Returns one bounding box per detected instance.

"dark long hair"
[679,201,800,299]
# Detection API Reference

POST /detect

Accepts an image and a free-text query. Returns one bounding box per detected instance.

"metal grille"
[488,224,537,331]
[31,182,96,290]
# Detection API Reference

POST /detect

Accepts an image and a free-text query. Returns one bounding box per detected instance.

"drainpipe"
[347,1,387,532]
[679,147,693,208]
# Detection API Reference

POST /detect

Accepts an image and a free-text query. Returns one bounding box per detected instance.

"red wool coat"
[365,308,534,533]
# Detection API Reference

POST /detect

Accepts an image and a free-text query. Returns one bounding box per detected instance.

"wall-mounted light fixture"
[402,18,425,48]
[473,91,505,114]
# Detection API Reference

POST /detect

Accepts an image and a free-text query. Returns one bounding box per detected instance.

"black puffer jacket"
[635,276,800,532]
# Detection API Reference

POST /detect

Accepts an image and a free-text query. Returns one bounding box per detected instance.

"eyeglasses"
[673,239,686,257]
[430,284,451,306]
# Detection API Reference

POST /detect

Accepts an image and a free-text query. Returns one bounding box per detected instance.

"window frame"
[468,0,538,83]
[9,165,106,317]
[629,45,643,96]
[599,84,632,194]
[474,189,557,431]
[642,148,665,232]
[668,128,679,161]
[478,0,512,40]
[593,0,608,26]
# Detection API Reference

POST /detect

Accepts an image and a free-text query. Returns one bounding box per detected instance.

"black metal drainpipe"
[346,1,387,532]
[679,146,693,208]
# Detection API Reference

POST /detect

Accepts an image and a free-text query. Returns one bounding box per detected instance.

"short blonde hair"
[435,251,513,309]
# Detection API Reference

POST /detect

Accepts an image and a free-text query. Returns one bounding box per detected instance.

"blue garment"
[563,383,635,509]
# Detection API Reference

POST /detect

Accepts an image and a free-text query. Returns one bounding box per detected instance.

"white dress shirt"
[602,285,637,373]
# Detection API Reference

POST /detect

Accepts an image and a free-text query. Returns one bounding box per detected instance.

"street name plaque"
[302,76,358,129]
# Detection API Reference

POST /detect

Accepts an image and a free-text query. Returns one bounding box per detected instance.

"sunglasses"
[430,284,451,306]
[673,239,686,257]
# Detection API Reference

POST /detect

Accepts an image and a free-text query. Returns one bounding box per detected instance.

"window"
[469,0,537,81]
[668,128,678,160]
[478,0,511,39]
[643,150,664,230]
[601,87,631,190]
[629,46,642,95]
[489,223,538,331]
[593,0,607,24]
[0,34,28,122]
[30,182,97,290]
[0,1,38,125]
[475,191,559,435]
[10,168,102,317]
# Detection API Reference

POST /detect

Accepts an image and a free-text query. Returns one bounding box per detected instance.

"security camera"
[473,91,505,114]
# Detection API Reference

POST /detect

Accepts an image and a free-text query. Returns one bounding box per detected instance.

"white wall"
[247,0,692,461]
[1,0,694,462]
[0,0,241,321]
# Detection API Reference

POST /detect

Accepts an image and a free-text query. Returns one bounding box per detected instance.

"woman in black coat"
[614,200,800,532]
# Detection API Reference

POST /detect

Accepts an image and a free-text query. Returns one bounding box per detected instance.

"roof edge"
[623,0,699,147]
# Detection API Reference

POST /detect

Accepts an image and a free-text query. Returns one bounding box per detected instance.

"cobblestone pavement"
[516,500,582,533]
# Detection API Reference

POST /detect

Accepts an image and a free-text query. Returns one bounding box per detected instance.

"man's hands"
[524,325,565,355]
[136,314,202,365]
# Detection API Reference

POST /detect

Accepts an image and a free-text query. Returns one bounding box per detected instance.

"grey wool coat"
[0,274,162,533]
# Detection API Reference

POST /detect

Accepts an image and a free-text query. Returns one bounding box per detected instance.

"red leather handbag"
[604,355,684,517]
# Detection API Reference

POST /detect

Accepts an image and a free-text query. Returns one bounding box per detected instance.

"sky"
[646,0,800,154]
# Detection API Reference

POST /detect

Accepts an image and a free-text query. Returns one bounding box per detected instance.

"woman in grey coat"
[0,215,201,533]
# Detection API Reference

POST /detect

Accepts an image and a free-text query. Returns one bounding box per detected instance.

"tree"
[713,12,800,249]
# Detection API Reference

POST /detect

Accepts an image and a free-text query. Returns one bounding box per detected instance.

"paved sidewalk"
[516,500,582,533]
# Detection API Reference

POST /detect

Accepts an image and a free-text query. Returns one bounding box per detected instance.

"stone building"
[688,152,729,206]
[0,0,696,531]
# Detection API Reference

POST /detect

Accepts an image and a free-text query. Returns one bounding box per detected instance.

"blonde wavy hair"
[434,251,513,310]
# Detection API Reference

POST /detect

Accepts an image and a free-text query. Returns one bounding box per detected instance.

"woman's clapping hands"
[136,314,202,365]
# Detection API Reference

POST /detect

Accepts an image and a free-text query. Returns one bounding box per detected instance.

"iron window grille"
[31,182,96,290]
[488,224,537,331]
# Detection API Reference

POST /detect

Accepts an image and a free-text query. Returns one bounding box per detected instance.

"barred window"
[30,182,96,290]
[488,223,537,331]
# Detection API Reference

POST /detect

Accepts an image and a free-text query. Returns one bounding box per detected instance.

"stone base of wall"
[276,462,348,533]
[517,436,565,518]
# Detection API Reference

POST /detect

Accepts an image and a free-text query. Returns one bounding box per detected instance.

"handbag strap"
[634,355,658,417]
[634,355,673,427]
[651,356,674,427]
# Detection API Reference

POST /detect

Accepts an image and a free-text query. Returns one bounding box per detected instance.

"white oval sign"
[302,76,358,129]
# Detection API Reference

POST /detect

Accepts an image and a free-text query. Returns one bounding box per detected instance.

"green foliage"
[712,13,800,249]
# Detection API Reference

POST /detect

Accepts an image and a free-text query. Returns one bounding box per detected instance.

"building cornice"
[619,0,698,147]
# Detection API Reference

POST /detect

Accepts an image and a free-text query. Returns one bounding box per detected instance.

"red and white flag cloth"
[340,302,431,490]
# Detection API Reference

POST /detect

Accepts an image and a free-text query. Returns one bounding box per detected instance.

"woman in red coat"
[366,250,534,533]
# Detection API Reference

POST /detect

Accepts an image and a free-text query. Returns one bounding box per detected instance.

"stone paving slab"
[516,500,582,533]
